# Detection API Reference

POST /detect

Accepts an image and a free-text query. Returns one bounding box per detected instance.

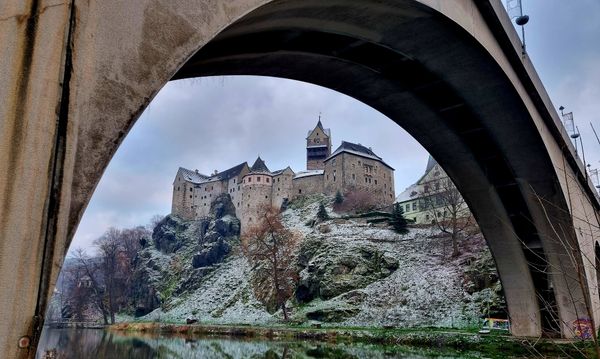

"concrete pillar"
[0,1,72,358]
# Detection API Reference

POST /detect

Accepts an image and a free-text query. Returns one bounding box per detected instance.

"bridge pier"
[0,1,73,358]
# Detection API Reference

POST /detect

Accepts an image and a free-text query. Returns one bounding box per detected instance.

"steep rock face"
[192,194,240,268]
[295,236,399,303]
[133,194,241,316]
[153,215,188,253]
[131,250,171,317]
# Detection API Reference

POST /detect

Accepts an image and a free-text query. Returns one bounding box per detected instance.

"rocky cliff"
[133,194,505,328]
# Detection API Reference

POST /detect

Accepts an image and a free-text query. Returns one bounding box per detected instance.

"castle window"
[375,180,378,185]
[204,203,207,206]
[248,177,251,182]
[238,186,240,191]
[265,196,268,199]
[177,186,180,191]
[365,177,368,183]
[189,188,193,192]
[278,188,280,191]
[358,161,361,165]
[237,202,240,207]
[412,202,417,211]
[406,204,410,212]
[266,178,270,183]
[257,177,261,182]
[190,195,192,198]
[384,183,387,189]
[352,174,355,180]
[299,189,302,194]
[233,179,236,183]
[277,178,280,182]
[248,204,250,208]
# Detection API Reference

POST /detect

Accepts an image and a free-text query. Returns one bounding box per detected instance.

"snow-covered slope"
[140,195,504,329]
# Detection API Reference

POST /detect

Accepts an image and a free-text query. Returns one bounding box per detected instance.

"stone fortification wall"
[293,174,325,199]
[324,153,395,206]
[172,177,196,220]
[240,173,273,230]
[227,176,244,218]
[195,180,226,218]
[271,169,294,209]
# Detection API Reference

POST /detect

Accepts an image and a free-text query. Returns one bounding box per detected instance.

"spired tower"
[306,118,332,170]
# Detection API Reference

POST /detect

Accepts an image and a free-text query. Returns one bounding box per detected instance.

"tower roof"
[306,118,331,138]
[250,156,270,173]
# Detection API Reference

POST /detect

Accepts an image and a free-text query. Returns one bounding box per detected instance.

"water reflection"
[37,328,474,359]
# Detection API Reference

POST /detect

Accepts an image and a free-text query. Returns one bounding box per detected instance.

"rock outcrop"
[192,194,240,268]
[153,215,188,254]
[295,236,399,303]
[132,194,241,316]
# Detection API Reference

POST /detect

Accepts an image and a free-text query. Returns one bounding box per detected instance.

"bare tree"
[94,228,122,324]
[242,205,300,321]
[420,177,475,257]
[70,248,110,324]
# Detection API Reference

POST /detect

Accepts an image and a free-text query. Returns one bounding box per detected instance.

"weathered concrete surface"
[1,0,600,357]
[0,1,72,358]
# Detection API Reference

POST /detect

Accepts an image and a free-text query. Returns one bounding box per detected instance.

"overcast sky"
[70,1,600,253]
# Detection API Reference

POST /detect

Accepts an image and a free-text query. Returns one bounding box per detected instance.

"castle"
[171,120,396,230]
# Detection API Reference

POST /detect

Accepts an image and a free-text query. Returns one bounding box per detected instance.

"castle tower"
[240,156,274,231]
[306,118,331,170]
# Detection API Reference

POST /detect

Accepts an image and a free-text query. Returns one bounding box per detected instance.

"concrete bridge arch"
[2,0,600,357]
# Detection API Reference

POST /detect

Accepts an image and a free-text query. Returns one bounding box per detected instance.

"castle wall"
[172,176,196,219]
[195,180,225,218]
[292,174,324,198]
[325,153,395,206]
[240,173,274,231]
[227,175,244,218]
[271,169,294,209]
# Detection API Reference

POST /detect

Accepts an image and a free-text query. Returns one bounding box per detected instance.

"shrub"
[317,203,329,221]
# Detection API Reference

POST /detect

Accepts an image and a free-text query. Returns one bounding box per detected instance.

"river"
[36,328,492,358]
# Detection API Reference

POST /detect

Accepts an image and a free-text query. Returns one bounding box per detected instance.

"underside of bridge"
[1,0,600,358]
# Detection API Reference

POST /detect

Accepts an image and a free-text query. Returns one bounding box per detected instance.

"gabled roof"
[271,166,294,176]
[208,162,248,181]
[416,156,442,185]
[177,167,209,184]
[306,119,331,138]
[325,141,394,170]
[250,156,270,173]
[395,184,420,203]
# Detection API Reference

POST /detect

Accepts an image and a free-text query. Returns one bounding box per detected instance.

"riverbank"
[109,322,595,358]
